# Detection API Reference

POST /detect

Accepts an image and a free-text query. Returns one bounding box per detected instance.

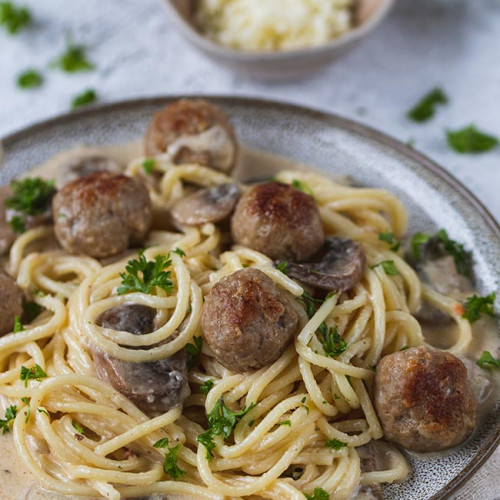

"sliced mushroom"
[0,270,24,336]
[171,183,241,226]
[92,304,190,414]
[276,237,366,292]
[55,155,124,189]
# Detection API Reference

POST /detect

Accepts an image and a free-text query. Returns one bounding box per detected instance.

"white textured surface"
[0,0,498,499]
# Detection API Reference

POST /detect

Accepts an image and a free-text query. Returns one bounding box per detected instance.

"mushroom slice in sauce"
[92,304,190,414]
[277,237,366,292]
[170,183,241,226]
[55,155,124,189]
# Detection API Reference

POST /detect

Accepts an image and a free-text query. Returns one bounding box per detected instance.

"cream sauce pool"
[0,141,498,500]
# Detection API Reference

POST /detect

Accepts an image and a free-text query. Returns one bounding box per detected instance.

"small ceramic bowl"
[163,0,394,80]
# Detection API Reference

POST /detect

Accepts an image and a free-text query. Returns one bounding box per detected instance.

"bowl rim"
[1,95,498,499]
[162,0,395,60]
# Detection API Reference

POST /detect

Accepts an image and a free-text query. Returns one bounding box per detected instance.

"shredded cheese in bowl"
[194,0,355,51]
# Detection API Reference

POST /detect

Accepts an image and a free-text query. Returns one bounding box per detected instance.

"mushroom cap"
[171,183,241,226]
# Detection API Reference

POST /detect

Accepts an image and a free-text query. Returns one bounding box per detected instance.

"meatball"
[201,268,298,373]
[144,99,238,173]
[374,346,476,452]
[0,270,24,336]
[53,172,152,259]
[93,304,190,414]
[231,182,324,261]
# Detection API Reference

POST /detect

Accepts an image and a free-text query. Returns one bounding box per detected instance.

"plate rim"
[1,95,498,499]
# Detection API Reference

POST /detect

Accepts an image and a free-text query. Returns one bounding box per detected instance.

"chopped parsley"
[20,364,47,387]
[280,420,291,426]
[153,438,169,448]
[5,177,55,218]
[197,398,255,459]
[434,229,472,277]
[372,260,399,276]
[52,35,94,73]
[37,408,49,416]
[304,487,329,500]
[13,316,24,333]
[9,215,26,233]
[118,251,173,295]
[325,438,347,450]
[477,351,500,370]
[301,291,323,319]
[17,69,43,89]
[200,380,214,395]
[292,179,315,197]
[172,247,186,258]
[462,292,496,323]
[378,232,400,251]
[317,325,347,358]
[0,405,17,434]
[72,420,84,434]
[142,158,156,174]
[162,443,185,479]
[447,125,499,154]
[21,397,30,422]
[407,87,448,123]
[276,261,289,274]
[185,336,203,371]
[71,89,97,109]
[23,301,42,323]
[0,1,30,34]
[410,232,431,261]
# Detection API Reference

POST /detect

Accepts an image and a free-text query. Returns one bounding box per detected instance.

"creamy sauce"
[0,140,498,500]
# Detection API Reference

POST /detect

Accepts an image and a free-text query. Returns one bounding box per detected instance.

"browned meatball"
[0,270,24,336]
[201,268,298,373]
[231,182,324,261]
[53,172,152,259]
[374,346,476,453]
[144,99,238,173]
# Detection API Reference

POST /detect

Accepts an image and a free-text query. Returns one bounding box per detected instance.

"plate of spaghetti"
[0,97,498,500]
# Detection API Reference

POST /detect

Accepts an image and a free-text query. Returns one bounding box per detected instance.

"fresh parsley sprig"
[410,232,431,261]
[304,487,329,500]
[200,380,214,395]
[407,87,448,123]
[372,260,399,276]
[462,292,496,323]
[152,438,185,479]
[20,364,47,387]
[17,69,43,89]
[477,351,500,370]
[325,438,347,450]
[378,232,400,251]
[185,336,203,371]
[13,316,24,333]
[447,125,499,154]
[292,179,315,198]
[52,34,94,73]
[0,405,17,434]
[71,88,97,109]
[0,1,31,34]
[197,398,255,459]
[5,177,55,216]
[317,325,347,358]
[142,159,156,175]
[118,251,173,295]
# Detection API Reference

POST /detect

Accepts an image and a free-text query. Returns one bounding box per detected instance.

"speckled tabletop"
[0,0,499,498]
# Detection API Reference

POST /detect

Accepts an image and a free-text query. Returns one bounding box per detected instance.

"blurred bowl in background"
[163,0,394,80]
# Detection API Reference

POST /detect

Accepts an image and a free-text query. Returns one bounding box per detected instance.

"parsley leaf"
[372,260,399,276]
[447,125,499,154]
[435,229,472,277]
[185,336,203,371]
[407,87,448,123]
[153,438,169,448]
[163,443,185,480]
[410,232,431,261]
[17,69,43,89]
[317,325,347,358]
[142,158,156,175]
[197,398,255,459]
[301,291,323,319]
[52,35,94,73]
[462,293,496,323]
[9,215,26,233]
[5,177,55,216]
[72,420,84,434]
[118,251,173,295]
[477,351,500,370]
[173,247,186,258]
[292,179,315,197]
[20,364,47,387]
[23,301,42,323]
[304,487,329,500]
[325,438,347,450]
[0,405,17,434]
[378,232,400,251]
[276,261,289,274]
[200,380,214,395]
[13,316,24,333]
[71,89,97,109]
[0,1,30,34]
[280,420,291,426]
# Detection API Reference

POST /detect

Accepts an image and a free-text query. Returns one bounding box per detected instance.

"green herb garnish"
[280,420,291,426]
[197,398,255,459]
[163,443,185,479]
[9,215,26,233]
[317,325,347,358]
[71,89,97,109]
[447,125,499,154]
[477,351,500,370]
[142,158,156,175]
[200,380,214,395]
[0,1,30,34]
[153,438,169,448]
[5,177,55,216]
[20,364,47,387]
[292,179,315,197]
[410,232,431,260]
[304,487,329,500]
[276,261,289,275]
[0,405,17,434]
[172,247,186,258]
[185,336,203,371]
[462,293,496,323]
[325,438,347,450]
[378,232,400,251]
[37,408,49,416]
[407,87,448,122]
[13,316,24,333]
[118,251,173,295]
[372,260,399,276]
[52,35,94,73]
[72,420,84,434]
[435,229,472,277]
[17,69,43,89]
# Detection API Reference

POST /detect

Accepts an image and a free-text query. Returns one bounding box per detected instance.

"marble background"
[0,0,498,498]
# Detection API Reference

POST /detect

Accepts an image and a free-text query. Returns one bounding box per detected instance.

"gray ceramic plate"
[0,97,498,499]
